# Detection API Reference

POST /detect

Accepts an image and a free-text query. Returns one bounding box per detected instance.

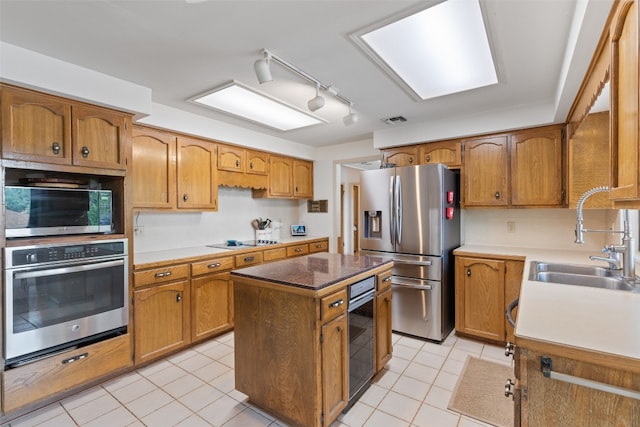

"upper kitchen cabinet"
[609,0,640,204]
[418,140,462,169]
[510,126,564,207]
[381,146,417,167]
[217,143,269,189]
[1,85,129,171]
[462,134,510,207]
[177,136,218,210]
[253,155,314,199]
[293,159,313,198]
[131,126,176,209]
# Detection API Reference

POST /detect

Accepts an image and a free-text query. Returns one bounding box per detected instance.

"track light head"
[307,85,325,112]
[254,52,272,84]
[343,103,358,126]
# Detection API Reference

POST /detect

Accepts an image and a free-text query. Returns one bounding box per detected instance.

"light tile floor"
[4,332,513,427]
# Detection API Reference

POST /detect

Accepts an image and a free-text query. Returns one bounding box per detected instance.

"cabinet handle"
[495,191,500,199]
[52,142,61,155]
[183,194,189,202]
[315,244,323,248]
[466,268,471,277]
[207,262,222,269]
[155,271,172,278]
[250,162,254,169]
[383,276,392,282]
[505,342,515,357]
[425,155,431,162]
[176,293,182,302]
[409,156,414,164]
[244,256,255,262]
[505,379,515,399]
[62,352,89,365]
[235,160,240,167]
[329,299,344,308]
[81,146,90,158]
[295,248,303,252]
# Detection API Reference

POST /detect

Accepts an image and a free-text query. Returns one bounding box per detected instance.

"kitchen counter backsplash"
[133,187,301,253]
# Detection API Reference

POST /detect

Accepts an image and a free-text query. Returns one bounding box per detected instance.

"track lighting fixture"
[343,103,358,126]
[307,84,325,112]
[254,51,272,84]
[254,49,356,126]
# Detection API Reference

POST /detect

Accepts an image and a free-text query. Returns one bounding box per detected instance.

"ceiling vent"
[383,116,407,125]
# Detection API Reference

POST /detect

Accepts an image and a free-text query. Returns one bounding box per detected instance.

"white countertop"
[455,245,640,361]
[134,235,327,266]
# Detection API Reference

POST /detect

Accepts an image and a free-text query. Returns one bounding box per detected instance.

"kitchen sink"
[529,261,637,291]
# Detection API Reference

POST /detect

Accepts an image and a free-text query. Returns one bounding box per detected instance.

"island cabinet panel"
[321,313,349,425]
[133,280,191,364]
[2,334,132,413]
[375,271,393,372]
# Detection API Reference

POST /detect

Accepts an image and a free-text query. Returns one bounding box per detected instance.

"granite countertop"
[134,235,327,267]
[455,244,640,362]
[230,252,393,290]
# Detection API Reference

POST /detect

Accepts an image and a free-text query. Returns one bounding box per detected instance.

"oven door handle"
[392,277,433,290]
[13,259,125,280]
[349,289,375,311]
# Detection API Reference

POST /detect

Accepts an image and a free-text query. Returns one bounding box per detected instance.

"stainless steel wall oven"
[4,239,128,368]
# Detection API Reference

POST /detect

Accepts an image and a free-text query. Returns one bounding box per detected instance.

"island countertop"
[230,252,393,291]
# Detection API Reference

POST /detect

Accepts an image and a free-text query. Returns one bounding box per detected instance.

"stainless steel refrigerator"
[360,163,460,342]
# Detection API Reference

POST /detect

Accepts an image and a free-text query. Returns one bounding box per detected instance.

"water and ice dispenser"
[364,210,382,238]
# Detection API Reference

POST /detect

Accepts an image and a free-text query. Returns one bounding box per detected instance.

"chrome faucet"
[575,186,636,280]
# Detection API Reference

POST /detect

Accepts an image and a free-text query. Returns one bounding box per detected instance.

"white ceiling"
[0,0,611,147]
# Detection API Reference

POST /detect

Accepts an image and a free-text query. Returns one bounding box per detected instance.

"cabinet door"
[376,287,393,372]
[191,272,233,342]
[462,136,509,207]
[246,149,269,175]
[218,144,244,173]
[504,260,524,344]
[269,155,293,197]
[134,281,191,364]
[131,126,177,209]
[510,126,564,206]
[293,159,313,198]
[382,147,417,167]
[419,140,462,168]
[72,104,128,169]
[455,256,505,341]
[1,86,72,165]
[321,313,348,426]
[177,136,218,210]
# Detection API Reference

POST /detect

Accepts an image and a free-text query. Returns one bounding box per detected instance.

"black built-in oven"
[4,239,128,368]
[345,275,376,411]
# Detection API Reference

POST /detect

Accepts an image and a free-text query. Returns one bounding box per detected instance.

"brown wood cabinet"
[462,135,510,207]
[2,334,132,413]
[287,243,309,257]
[253,155,314,199]
[176,136,217,210]
[455,254,524,343]
[133,264,191,364]
[418,140,462,168]
[381,146,417,167]
[514,346,640,426]
[217,144,269,189]
[1,84,129,170]
[375,270,393,372]
[131,126,176,209]
[610,0,640,203]
[191,272,233,342]
[293,159,314,198]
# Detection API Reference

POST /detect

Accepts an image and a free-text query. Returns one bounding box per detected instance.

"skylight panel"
[191,81,325,131]
[355,0,498,100]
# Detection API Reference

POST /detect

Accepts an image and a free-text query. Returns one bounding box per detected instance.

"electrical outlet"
[507,221,516,233]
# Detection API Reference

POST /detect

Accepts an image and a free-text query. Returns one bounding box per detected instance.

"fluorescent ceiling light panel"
[358,0,498,100]
[192,82,324,131]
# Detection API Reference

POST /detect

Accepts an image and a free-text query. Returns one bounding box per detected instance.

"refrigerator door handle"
[394,259,433,267]
[389,175,395,245]
[392,276,433,290]
[396,175,402,244]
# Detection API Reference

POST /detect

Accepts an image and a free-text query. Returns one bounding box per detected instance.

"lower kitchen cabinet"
[2,334,132,413]
[133,280,191,364]
[375,270,393,372]
[321,313,349,425]
[454,254,524,343]
[191,270,234,342]
[514,346,640,426]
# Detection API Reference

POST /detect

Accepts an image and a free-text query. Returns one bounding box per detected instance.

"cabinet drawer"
[321,289,348,322]
[263,247,287,262]
[308,240,328,253]
[2,334,132,413]
[235,251,263,268]
[191,256,235,276]
[134,264,189,288]
[377,270,392,292]
[287,244,309,257]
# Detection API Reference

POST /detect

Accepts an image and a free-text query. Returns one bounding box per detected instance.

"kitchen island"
[231,252,393,427]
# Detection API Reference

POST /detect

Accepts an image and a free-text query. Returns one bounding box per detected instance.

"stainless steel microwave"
[5,186,113,238]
